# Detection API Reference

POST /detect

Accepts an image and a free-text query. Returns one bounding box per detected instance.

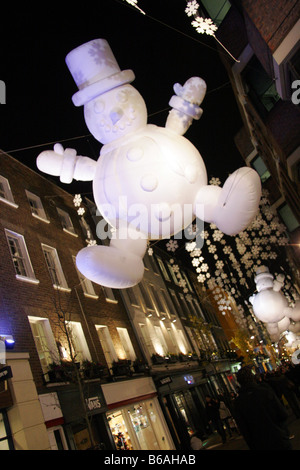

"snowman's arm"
[37,144,96,183]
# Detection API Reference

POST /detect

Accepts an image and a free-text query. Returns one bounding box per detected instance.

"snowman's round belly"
[93,131,207,238]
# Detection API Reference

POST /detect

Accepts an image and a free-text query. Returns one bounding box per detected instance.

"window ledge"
[84,292,99,300]
[0,197,18,209]
[105,298,118,304]
[63,228,78,237]
[53,284,71,293]
[32,213,50,224]
[16,274,40,285]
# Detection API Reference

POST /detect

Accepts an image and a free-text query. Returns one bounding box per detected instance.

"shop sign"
[85,396,102,412]
[158,376,172,386]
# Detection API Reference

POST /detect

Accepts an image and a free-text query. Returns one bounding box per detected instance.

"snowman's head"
[84,85,147,144]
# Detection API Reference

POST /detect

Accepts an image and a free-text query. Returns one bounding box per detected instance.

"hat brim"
[72,70,135,106]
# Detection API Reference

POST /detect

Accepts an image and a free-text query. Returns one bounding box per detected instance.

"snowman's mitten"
[166,77,207,135]
[37,143,96,183]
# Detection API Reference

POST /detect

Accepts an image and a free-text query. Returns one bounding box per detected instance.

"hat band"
[72,70,135,107]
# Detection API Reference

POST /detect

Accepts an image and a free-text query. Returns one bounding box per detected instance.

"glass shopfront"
[107,398,172,450]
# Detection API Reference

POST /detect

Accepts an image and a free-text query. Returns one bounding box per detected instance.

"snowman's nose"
[110,108,123,125]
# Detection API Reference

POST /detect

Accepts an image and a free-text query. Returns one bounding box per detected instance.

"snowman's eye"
[116,90,128,104]
[94,100,105,114]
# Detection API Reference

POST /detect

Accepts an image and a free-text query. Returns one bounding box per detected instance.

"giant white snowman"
[37,39,261,288]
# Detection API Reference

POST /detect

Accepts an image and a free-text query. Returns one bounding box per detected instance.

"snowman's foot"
[76,236,147,288]
[195,167,261,235]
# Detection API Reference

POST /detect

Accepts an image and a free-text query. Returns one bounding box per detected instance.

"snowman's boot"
[194,167,261,236]
[76,230,147,288]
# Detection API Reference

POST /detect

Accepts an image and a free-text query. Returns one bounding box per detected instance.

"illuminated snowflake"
[192,258,200,267]
[166,239,178,252]
[197,273,206,283]
[191,17,218,36]
[209,177,221,186]
[185,241,197,252]
[208,244,217,253]
[212,230,223,242]
[77,207,85,216]
[122,0,145,15]
[73,194,82,207]
[185,0,199,17]
[87,239,97,247]
[148,247,153,256]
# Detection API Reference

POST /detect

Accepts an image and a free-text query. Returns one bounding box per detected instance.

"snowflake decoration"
[86,239,97,247]
[191,17,218,36]
[148,247,153,256]
[166,239,178,252]
[185,0,199,17]
[197,273,206,283]
[73,194,82,207]
[185,241,197,252]
[212,230,223,242]
[209,177,221,186]
[77,207,85,216]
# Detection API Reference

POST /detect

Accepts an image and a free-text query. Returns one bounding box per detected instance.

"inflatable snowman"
[37,39,261,288]
[249,266,300,342]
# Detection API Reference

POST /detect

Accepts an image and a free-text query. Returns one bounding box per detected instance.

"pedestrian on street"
[205,395,227,444]
[234,366,292,450]
[219,400,233,438]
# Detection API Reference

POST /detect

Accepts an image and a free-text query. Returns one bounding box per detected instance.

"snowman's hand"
[37,144,96,183]
[166,77,207,135]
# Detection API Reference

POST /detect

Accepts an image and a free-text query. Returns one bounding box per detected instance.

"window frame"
[57,207,78,237]
[0,175,18,208]
[41,243,70,292]
[25,190,50,223]
[5,229,39,284]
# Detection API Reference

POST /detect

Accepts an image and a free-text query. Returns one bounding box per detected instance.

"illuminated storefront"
[102,377,174,450]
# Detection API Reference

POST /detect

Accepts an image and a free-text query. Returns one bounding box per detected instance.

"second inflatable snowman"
[37,39,261,288]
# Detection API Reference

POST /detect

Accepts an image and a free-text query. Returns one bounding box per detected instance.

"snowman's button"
[140,174,158,192]
[127,147,144,162]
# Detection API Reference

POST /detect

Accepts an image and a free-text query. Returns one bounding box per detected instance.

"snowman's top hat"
[65,39,135,107]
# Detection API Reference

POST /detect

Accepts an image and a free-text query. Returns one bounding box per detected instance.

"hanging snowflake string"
[73,194,97,247]
[185,0,239,62]
[122,0,145,15]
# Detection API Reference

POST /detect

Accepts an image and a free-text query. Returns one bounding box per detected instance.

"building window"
[65,321,92,364]
[28,316,59,375]
[95,325,118,368]
[0,175,18,208]
[200,0,231,26]
[5,229,39,284]
[242,55,280,117]
[143,253,159,274]
[57,208,77,237]
[72,256,98,299]
[148,283,167,317]
[251,155,271,183]
[25,190,49,223]
[125,286,141,308]
[156,257,171,281]
[102,286,118,304]
[116,327,136,362]
[139,281,156,312]
[42,244,70,291]
[278,203,300,232]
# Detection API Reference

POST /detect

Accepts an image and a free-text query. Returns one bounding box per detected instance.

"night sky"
[0,0,244,199]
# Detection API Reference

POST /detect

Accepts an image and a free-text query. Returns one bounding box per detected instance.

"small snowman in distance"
[37,39,261,288]
[249,266,300,342]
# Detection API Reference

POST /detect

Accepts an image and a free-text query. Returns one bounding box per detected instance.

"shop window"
[278,202,300,232]
[242,55,280,117]
[0,411,13,450]
[5,229,39,284]
[72,256,98,299]
[25,190,49,223]
[42,244,70,292]
[116,327,136,361]
[57,207,77,237]
[95,325,118,368]
[251,155,271,183]
[107,399,172,450]
[65,320,92,364]
[0,175,18,208]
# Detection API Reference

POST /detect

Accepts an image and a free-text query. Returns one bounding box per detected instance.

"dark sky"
[0,0,244,197]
